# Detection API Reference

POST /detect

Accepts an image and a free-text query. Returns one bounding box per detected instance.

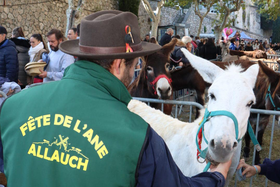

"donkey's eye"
[146,66,153,72]
[165,63,170,69]
[246,100,254,107]
[209,93,216,100]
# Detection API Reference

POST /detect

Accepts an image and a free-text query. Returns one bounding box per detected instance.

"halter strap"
[196,108,261,172]
[265,84,280,111]
[147,75,172,95]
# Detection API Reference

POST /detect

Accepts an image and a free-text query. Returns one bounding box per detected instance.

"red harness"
[147,74,172,95]
[197,128,203,159]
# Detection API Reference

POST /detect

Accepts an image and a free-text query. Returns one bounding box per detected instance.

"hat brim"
[59,39,161,59]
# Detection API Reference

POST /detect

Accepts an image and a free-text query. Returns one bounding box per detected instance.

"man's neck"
[0,39,6,47]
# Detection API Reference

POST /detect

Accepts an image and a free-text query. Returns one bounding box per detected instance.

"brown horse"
[128,39,177,114]
[170,65,209,118]
[230,49,267,59]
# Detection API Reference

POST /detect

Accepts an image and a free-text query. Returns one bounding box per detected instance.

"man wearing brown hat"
[0,11,230,187]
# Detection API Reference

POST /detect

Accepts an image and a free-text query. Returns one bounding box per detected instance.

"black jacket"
[159,33,172,46]
[0,39,18,82]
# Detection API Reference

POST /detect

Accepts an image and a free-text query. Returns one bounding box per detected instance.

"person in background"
[196,38,206,58]
[0,10,232,187]
[38,29,74,82]
[159,28,173,46]
[67,28,78,40]
[190,35,197,52]
[170,36,192,68]
[204,38,217,60]
[28,33,49,84]
[0,25,18,83]
[229,38,238,50]
[245,41,253,51]
[10,27,30,88]
[143,34,150,42]
[253,39,260,50]
[237,158,280,184]
[239,40,245,51]
[149,37,158,45]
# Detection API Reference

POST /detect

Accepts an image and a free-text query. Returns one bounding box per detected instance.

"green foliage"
[164,0,191,8]
[252,0,280,21]
[119,0,141,16]
[204,26,207,33]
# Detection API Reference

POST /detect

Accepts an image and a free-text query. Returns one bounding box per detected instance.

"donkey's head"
[143,38,177,99]
[182,48,259,163]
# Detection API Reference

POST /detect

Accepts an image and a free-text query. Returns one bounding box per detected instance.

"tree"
[193,0,217,36]
[253,0,280,21]
[141,0,165,38]
[213,0,243,42]
[65,0,83,37]
[119,0,141,16]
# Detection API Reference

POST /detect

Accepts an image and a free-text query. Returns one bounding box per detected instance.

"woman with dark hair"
[10,27,30,88]
[149,37,158,45]
[203,38,217,60]
[245,41,253,51]
[28,34,49,84]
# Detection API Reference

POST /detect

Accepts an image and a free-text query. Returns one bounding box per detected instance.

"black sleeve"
[136,127,225,187]
[259,158,280,184]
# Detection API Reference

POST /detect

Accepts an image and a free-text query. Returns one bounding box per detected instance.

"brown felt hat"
[59,10,161,59]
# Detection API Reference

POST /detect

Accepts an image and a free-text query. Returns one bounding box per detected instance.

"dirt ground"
[172,93,280,187]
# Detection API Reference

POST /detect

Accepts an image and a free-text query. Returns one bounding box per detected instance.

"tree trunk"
[65,0,83,38]
[151,20,159,38]
[197,17,204,37]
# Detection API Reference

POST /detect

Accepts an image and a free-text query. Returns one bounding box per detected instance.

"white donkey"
[128,48,259,186]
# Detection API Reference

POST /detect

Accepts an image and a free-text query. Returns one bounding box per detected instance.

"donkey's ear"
[243,64,259,88]
[258,60,279,84]
[160,38,177,58]
[181,48,223,83]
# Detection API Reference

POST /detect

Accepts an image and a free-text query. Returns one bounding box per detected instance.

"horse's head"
[143,39,177,99]
[257,60,280,111]
[181,48,259,163]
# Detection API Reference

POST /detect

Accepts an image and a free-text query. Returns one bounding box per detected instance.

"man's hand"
[7,88,15,96]
[237,159,260,178]
[210,157,232,179]
[39,69,47,78]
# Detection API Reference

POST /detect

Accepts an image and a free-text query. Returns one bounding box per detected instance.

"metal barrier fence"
[267,54,280,59]
[133,97,280,187]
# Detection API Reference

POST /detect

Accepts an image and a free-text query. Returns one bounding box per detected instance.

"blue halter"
[265,84,280,111]
[196,108,261,172]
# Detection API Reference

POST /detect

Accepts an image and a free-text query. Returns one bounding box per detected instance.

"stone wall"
[0,0,118,39]
[160,6,179,26]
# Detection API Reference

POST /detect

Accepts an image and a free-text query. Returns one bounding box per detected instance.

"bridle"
[147,74,172,95]
[265,84,280,111]
[196,108,261,172]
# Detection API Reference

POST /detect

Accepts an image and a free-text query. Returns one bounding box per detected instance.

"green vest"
[0,61,148,187]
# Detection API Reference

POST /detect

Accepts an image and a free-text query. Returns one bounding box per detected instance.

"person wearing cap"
[159,28,174,46]
[0,25,19,83]
[38,29,74,82]
[237,158,280,184]
[0,11,231,187]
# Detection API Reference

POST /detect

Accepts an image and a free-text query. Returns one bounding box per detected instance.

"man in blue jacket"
[0,25,18,83]
[0,11,231,187]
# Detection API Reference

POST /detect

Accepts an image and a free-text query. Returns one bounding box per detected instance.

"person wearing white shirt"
[39,29,74,82]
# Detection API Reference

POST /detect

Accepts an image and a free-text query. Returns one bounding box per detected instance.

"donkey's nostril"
[167,87,171,92]
[158,88,162,93]
[210,139,215,149]
[233,141,238,149]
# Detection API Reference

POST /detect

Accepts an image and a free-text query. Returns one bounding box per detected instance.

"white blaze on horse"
[128,48,259,186]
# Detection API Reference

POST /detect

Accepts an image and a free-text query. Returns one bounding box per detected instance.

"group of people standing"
[0,25,79,90]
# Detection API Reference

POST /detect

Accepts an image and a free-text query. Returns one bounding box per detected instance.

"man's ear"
[110,59,122,79]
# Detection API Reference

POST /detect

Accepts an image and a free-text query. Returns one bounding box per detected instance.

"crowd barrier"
[133,97,280,187]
